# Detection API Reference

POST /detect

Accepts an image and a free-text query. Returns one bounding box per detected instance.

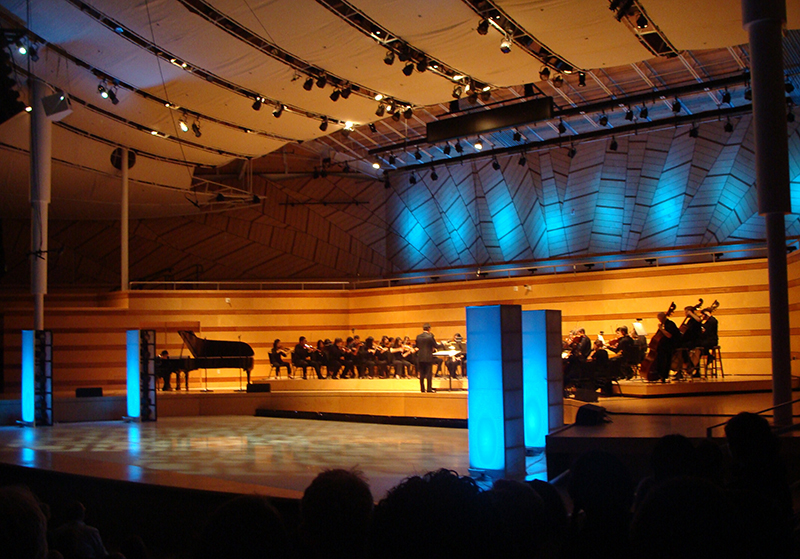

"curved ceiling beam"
[177,0,413,110]
[63,0,348,127]
[459,0,577,74]
[610,0,679,58]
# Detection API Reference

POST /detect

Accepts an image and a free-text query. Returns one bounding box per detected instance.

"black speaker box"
[246,382,271,393]
[76,387,103,398]
[575,403,608,426]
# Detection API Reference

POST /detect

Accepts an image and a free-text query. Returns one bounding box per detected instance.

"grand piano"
[156,330,255,390]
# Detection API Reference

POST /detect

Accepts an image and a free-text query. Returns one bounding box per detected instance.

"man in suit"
[415,323,439,393]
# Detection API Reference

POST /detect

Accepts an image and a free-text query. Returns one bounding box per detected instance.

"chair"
[268,352,291,379]
[704,346,724,378]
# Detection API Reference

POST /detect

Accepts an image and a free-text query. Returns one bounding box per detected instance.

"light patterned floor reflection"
[0,416,547,499]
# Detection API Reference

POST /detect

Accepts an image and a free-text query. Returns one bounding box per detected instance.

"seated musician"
[402,336,419,377]
[389,337,413,378]
[156,350,173,391]
[356,337,377,379]
[608,326,636,380]
[375,336,392,378]
[269,339,292,378]
[293,336,323,379]
[325,338,348,379]
[700,308,719,358]
[678,306,704,379]
[563,328,592,384]
[314,340,329,377]
[445,333,467,379]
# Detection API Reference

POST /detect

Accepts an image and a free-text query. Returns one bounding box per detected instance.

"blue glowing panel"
[467,305,506,472]
[126,330,140,418]
[522,311,548,449]
[21,330,34,424]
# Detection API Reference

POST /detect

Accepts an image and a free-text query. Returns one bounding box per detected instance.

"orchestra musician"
[389,337,413,378]
[608,326,636,380]
[700,307,719,358]
[269,339,293,379]
[654,312,680,382]
[415,323,440,393]
[676,306,704,379]
[325,338,348,379]
[445,333,467,379]
[563,328,592,384]
[293,336,323,379]
[402,336,419,377]
[356,336,377,379]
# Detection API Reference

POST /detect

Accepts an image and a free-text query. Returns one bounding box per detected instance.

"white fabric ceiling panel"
[497,0,651,69]
[349,0,538,87]
[211,0,458,107]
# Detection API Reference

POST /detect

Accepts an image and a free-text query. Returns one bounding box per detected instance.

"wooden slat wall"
[2,255,797,393]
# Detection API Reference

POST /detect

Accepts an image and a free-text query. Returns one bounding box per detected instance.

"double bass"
[639,302,677,381]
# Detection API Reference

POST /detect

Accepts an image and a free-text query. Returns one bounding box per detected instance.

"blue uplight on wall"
[522,311,548,449]
[126,330,141,419]
[21,330,34,424]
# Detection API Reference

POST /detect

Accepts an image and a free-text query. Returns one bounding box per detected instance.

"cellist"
[654,311,680,382]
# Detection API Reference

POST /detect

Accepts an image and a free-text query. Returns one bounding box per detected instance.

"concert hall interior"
[1,1,800,558]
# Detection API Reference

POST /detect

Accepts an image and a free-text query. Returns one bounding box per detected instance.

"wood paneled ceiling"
[0,0,798,285]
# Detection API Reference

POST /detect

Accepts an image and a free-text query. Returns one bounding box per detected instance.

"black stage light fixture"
[609,137,618,151]
[598,113,608,126]
[477,18,489,35]
[192,122,201,137]
[524,83,535,97]
[518,153,527,166]
[330,89,340,102]
[303,77,314,91]
[539,66,550,81]
[341,86,352,99]
[398,47,411,62]
[624,108,634,121]
[273,104,284,118]
[578,71,586,87]
[316,74,327,88]
[179,116,189,133]
[454,140,463,153]
[689,124,699,138]
[384,50,395,65]
[98,83,109,99]
[443,143,452,155]
[480,89,491,102]
[319,118,328,131]
[491,157,501,171]
[567,145,577,158]
[416,58,428,72]
[672,98,681,113]
[392,111,401,121]
[724,118,734,133]
[403,107,413,119]
[552,74,564,88]
[636,14,648,28]
[368,122,377,133]
[557,119,566,134]
[414,149,422,160]
[409,173,417,185]
[512,130,522,142]
[452,84,463,98]
[721,89,731,104]
[376,103,386,117]
[388,154,396,165]
[107,88,119,105]
[402,63,414,76]
[252,97,262,111]
[640,105,649,119]
[28,46,39,62]
[431,168,438,181]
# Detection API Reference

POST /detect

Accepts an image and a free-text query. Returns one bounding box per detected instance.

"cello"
[639,302,677,381]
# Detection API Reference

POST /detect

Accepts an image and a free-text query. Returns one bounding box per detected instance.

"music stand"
[234,367,246,392]
[433,348,462,391]
[201,368,213,392]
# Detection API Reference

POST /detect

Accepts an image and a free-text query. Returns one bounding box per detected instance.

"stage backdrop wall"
[1,253,798,393]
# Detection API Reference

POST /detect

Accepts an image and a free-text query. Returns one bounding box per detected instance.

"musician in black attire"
[416,323,440,393]
[610,326,636,380]
[293,336,323,379]
[654,312,680,382]
[356,337,377,379]
[389,337,413,378]
[445,333,467,379]
[269,339,293,378]
[700,309,719,355]
[325,338,345,379]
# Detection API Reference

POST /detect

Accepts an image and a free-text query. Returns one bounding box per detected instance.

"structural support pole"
[121,147,129,291]
[742,0,792,426]
[30,79,51,331]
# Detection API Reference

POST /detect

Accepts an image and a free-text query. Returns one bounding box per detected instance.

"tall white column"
[30,79,51,330]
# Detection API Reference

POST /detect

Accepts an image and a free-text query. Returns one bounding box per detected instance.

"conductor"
[415,323,439,393]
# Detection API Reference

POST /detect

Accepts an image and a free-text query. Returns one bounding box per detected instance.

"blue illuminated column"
[521,310,564,450]
[467,305,525,480]
[126,330,141,419]
[21,330,35,424]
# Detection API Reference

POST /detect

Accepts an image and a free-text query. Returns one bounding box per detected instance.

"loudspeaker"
[575,404,608,426]
[41,92,72,121]
[246,382,271,393]
[76,387,103,398]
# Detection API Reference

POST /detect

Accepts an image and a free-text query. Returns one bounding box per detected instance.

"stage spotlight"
[474,139,483,150]
[598,113,608,126]
[609,137,618,151]
[518,153,527,166]
[480,89,491,102]
[403,107,413,119]
[443,143,452,155]
[252,97,262,111]
[392,111,401,122]
[179,116,189,133]
[512,130,522,142]
[192,122,201,138]
[107,89,119,105]
[402,63,414,76]
[578,71,586,87]
[388,154,396,165]
[416,58,428,72]
[319,118,328,131]
[431,169,438,181]
[477,18,489,35]
[28,46,38,62]
[410,173,417,185]
[303,77,314,91]
[636,14,648,28]
[491,157,500,170]
[387,100,396,113]
[689,124,699,138]
[376,103,386,117]
[16,42,26,55]
[98,83,109,99]
[454,140,463,153]
[557,119,566,134]
[316,74,327,88]
[468,91,478,104]
[786,80,795,93]
[500,35,512,54]
[452,84,463,98]
[640,105,649,119]
[721,89,731,104]
[414,149,422,160]
[341,86,352,99]
[672,98,681,113]
[330,89,340,102]
[567,145,577,158]
[273,104,284,118]
[624,109,634,121]
[384,50,395,65]
[724,118,734,133]
[539,66,550,81]
[552,74,564,88]
[368,123,377,133]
